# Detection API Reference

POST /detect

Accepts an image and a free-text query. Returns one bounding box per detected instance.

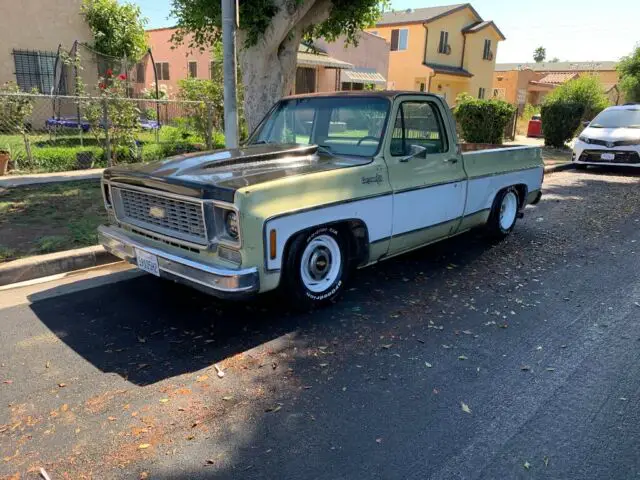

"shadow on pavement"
[27,229,497,387]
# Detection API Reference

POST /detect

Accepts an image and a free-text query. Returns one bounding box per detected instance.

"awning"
[297,52,353,69]
[424,62,473,78]
[341,67,386,85]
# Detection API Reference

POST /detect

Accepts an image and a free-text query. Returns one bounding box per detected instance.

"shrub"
[540,101,585,148]
[454,97,516,144]
[618,45,640,103]
[544,75,609,121]
[31,146,105,172]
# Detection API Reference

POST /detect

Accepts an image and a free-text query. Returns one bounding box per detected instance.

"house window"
[478,87,486,99]
[188,61,198,78]
[438,31,450,54]
[13,50,61,94]
[390,28,408,51]
[155,62,170,81]
[135,62,145,83]
[483,39,492,60]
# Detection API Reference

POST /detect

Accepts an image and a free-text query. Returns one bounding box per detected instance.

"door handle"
[444,158,459,164]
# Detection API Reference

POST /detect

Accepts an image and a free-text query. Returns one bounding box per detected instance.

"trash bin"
[527,115,543,138]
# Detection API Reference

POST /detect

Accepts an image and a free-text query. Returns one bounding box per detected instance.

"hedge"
[454,98,516,144]
[540,101,585,148]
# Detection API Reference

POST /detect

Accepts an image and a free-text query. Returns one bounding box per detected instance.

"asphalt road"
[2,168,640,480]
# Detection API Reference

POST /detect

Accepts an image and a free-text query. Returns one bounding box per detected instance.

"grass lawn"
[0,181,107,262]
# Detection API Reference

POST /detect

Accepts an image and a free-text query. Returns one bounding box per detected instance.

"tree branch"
[259,0,320,53]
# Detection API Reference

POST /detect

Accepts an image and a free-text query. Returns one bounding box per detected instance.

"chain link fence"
[0,92,224,173]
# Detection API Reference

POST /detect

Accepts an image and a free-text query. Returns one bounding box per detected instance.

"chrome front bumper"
[98,225,259,299]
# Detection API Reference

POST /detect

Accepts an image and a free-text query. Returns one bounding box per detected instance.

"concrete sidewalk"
[0,168,104,188]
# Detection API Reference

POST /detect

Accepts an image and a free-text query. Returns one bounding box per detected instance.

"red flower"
[118,73,127,80]
[106,68,113,77]
[98,82,106,90]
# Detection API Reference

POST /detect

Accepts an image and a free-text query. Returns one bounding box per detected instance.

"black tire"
[281,226,350,310]
[486,187,520,240]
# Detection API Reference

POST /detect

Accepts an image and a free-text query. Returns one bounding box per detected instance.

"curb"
[0,246,119,287]
[544,162,575,174]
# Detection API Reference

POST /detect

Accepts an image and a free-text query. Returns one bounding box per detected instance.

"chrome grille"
[111,186,207,245]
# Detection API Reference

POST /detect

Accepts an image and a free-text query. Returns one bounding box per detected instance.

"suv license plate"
[601,153,616,161]
[135,248,160,276]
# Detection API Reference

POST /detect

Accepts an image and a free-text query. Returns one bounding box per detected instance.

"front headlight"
[578,135,591,144]
[225,211,239,239]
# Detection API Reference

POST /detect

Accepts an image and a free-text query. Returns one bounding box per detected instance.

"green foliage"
[522,103,540,120]
[81,0,148,60]
[0,82,36,168]
[533,46,546,63]
[454,96,516,144]
[540,102,584,148]
[170,0,388,49]
[28,146,105,172]
[618,45,640,103]
[544,75,609,121]
[177,78,224,147]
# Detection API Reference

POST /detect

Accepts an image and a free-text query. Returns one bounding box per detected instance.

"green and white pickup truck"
[99,91,543,308]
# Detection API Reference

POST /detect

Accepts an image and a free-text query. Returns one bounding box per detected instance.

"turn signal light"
[269,229,277,260]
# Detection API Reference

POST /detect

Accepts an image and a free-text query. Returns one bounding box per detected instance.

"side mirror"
[400,144,427,163]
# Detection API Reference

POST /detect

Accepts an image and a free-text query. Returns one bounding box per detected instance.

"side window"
[390,101,448,156]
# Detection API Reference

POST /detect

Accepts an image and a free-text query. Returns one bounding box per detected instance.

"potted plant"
[75,150,95,170]
[0,146,10,176]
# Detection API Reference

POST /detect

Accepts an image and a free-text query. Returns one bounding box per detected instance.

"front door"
[385,96,466,254]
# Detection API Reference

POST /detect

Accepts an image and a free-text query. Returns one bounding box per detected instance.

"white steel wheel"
[299,234,342,293]
[499,191,518,231]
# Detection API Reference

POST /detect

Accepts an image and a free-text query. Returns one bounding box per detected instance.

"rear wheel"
[486,187,519,240]
[282,226,350,310]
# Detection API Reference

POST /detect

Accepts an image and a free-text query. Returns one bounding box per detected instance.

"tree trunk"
[237,0,333,132]
[239,34,300,132]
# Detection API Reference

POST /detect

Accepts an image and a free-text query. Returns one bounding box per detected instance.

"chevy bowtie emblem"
[149,206,166,219]
[607,142,614,148]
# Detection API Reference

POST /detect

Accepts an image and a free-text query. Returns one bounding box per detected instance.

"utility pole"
[222,0,239,148]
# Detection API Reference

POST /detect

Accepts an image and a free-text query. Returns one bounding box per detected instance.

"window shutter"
[163,62,170,80]
[390,29,399,51]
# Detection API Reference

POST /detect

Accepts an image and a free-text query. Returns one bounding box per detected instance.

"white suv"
[573,105,640,168]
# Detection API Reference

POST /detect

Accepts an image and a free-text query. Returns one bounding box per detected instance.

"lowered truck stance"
[99,92,543,308]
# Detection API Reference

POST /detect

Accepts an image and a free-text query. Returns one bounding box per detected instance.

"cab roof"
[282,90,442,101]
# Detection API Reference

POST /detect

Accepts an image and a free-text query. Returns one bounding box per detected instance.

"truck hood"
[103,144,368,203]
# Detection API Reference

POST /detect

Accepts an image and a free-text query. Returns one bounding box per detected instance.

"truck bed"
[462,144,543,179]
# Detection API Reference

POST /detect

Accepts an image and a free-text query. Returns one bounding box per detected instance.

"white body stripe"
[392,181,466,235]
[465,167,543,214]
[264,166,543,271]
[265,196,393,271]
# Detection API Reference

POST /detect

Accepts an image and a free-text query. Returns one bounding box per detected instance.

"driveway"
[1,168,640,479]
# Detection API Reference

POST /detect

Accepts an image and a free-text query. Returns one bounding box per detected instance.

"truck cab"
[99,92,543,308]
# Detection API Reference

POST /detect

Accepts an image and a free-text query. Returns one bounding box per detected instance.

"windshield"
[248,96,390,157]
[589,108,640,128]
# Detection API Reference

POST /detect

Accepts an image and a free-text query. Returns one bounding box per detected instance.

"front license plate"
[601,153,616,161]
[135,248,160,277]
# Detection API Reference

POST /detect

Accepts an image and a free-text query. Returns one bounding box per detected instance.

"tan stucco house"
[365,3,505,105]
[1,0,93,93]
[493,61,621,109]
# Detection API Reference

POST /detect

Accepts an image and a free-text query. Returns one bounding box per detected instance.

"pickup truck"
[99,91,543,308]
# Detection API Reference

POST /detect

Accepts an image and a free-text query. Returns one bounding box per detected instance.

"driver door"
[385,96,466,255]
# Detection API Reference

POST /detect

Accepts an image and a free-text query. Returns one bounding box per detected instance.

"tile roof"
[536,72,579,84]
[495,61,618,72]
[376,3,479,26]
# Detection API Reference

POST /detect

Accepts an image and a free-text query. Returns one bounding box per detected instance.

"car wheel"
[486,187,520,240]
[282,226,350,310]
